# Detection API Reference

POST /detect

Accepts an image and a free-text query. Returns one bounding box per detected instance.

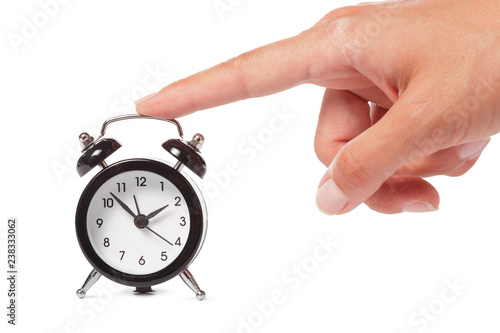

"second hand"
[146,226,173,246]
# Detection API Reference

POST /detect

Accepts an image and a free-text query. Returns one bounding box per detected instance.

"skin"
[136,0,500,215]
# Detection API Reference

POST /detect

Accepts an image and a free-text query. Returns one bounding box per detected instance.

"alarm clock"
[74,115,207,300]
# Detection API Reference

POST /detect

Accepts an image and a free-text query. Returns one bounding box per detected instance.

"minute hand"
[109,192,137,218]
[146,204,169,220]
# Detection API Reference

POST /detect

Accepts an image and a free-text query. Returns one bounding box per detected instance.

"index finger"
[135,21,352,118]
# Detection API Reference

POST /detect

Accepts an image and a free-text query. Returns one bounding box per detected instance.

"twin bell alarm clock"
[74,115,207,300]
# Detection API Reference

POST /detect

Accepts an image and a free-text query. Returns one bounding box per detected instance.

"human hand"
[136,0,500,215]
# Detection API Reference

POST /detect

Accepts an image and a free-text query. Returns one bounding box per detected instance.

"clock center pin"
[134,214,149,229]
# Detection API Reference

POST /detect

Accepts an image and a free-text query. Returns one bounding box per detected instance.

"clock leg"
[179,268,206,300]
[76,269,102,299]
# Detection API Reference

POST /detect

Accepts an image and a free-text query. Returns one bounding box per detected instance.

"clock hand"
[133,195,141,215]
[145,226,173,246]
[145,204,169,220]
[109,192,136,218]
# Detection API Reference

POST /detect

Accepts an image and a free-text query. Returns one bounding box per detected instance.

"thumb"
[316,89,452,215]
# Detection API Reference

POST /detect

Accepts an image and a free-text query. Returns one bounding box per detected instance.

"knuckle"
[231,50,256,70]
[319,8,354,23]
[317,14,367,68]
[317,5,369,24]
[334,147,372,190]
[223,52,256,98]
[322,13,362,38]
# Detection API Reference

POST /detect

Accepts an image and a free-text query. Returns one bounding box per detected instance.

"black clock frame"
[75,158,205,288]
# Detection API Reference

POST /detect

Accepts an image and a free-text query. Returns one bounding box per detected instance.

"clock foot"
[133,286,156,294]
[76,269,102,299]
[179,268,205,300]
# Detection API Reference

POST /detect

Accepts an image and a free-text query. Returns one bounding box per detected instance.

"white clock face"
[86,169,191,275]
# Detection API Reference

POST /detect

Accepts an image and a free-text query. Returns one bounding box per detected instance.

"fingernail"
[134,91,158,104]
[458,139,490,160]
[316,178,349,215]
[402,201,438,213]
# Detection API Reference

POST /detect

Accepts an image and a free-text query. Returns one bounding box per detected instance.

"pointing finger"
[136,19,355,118]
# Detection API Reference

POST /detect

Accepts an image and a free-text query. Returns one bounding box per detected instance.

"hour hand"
[146,204,169,220]
[110,192,136,218]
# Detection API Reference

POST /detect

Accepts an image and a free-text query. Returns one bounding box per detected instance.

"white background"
[1,0,500,332]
